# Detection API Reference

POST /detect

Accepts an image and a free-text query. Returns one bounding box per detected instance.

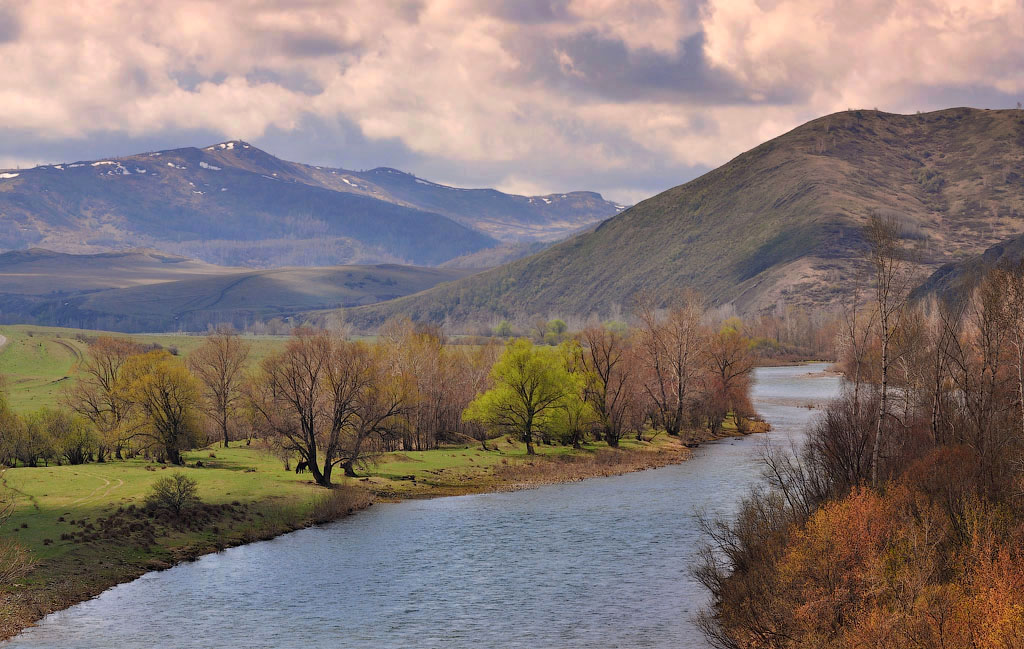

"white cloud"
[0,0,1022,203]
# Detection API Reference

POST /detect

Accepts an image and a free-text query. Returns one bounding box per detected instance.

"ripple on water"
[4,364,840,649]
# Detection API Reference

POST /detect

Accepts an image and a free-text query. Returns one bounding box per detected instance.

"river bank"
[0,418,766,642]
[2,364,839,649]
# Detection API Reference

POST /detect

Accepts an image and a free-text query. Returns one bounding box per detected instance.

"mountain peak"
[202,140,253,153]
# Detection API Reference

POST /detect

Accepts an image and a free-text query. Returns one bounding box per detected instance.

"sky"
[1,0,1023,205]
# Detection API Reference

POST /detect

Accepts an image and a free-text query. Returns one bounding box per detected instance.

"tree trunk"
[872,335,888,487]
[342,461,357,478]
[307,447,330,487]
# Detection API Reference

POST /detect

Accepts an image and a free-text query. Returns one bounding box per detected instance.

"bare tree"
[250,329,407,486]
[65,336,144,460]
[579,326,638,447]
[187,327,251,448]
[865,214,917,486]
[635,290,707,436]
[706,319,756,431]
[1001,262,1024,439]
[837,267,876,418]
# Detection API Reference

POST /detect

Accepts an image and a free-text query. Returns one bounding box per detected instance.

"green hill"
[345,108,1024,327]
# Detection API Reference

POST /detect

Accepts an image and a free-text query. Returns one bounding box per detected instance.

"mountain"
[0,142,623,268]
[344,108,1024,327]
[439,241,551,269]
[912,231,1024,303]
[0,249,473,332]
[338,168,625,241]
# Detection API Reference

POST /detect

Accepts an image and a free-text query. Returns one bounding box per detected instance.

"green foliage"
[463,338,576,453]
[493,320,514,338]
[14,410,55,467]
[603,320,629,336]
[915,166,945,193]
[548,366,596,448]
[48,411,98,466]
[145,472,200,516]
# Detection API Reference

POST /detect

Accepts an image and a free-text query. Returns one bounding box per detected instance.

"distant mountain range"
[0,141,624,268]
[346,107,1024,327]
[0,248,472,331]
[6,108,1023,334]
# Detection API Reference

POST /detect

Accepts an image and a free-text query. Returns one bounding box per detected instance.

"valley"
[0,250,474,332]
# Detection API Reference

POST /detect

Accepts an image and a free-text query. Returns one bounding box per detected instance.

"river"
[4,363,840,649]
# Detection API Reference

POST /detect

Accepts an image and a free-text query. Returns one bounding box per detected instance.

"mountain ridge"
[0,141,623,268]
[341,107,1024,327]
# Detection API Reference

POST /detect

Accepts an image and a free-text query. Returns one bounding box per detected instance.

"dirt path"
[0,334,7,351]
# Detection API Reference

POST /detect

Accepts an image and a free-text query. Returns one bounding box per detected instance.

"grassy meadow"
[0,430,692,639]
[0,324,290,413]
[0,322,741,639]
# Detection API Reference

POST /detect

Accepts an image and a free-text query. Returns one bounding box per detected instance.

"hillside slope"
[346,108,1024,326]
[0,249,473,332]
[0,142,622,267]
[912,231,1024,303]
[0,247,242,294]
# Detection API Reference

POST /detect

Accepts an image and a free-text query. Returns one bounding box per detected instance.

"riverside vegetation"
[0,298,792,640]
[698,216,1024,649]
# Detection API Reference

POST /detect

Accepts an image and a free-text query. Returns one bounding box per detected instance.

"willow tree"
[463,338,573,455]
[124,350,202,465]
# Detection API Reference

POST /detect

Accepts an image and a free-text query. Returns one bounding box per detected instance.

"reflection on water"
[5,364,840,649]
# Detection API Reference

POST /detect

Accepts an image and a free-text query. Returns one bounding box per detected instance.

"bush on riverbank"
[310,485,374,524]
[145,473,200,517]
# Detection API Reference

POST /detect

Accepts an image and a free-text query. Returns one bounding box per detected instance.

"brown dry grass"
[492,442,691,489]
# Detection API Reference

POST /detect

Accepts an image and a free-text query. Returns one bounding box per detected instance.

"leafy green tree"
[551,343,596,448]
[124,350,202,465]
[464,339,573,455]
[493,320,514,338]
[36,408,97,465]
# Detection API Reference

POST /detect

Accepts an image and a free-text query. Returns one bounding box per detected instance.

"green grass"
[0,441,370,639]
[1,435,674,561]
[0,324,289,413]
[2,444,322,561]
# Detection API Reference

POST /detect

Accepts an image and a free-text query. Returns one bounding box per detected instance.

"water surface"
[5,363,840,649]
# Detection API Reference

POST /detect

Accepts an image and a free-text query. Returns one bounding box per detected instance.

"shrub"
[310,486,373,524]
[145,473,200,516]
[0,538,33,587]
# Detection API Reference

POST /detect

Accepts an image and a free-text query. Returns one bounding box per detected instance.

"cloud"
[1,0,1022,203]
